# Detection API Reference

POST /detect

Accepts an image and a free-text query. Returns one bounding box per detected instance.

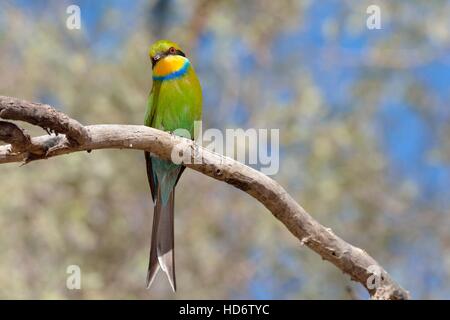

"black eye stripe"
[151,49,186,68]
[151,57,158,68]
[166,48,185,57]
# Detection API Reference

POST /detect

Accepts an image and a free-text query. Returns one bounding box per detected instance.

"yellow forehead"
[153,55,187,77]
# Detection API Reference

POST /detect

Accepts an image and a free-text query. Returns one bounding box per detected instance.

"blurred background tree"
[0,0,449,299]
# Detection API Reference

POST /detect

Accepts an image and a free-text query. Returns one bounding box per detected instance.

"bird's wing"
[144,88,159,203]
[145,151,157,203]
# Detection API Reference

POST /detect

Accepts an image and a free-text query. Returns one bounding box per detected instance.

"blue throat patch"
[152,60,190,81]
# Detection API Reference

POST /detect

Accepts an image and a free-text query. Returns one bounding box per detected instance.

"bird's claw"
[44,127,59,136]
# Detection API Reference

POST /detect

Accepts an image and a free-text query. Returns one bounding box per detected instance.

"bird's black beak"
[175,50,186,57]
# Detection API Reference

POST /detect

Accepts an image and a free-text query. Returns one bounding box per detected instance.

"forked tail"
[146,188,176,291]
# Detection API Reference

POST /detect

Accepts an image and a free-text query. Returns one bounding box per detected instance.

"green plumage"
[146,64,202,204]
[144,40,202,291]
[145,66,202,135]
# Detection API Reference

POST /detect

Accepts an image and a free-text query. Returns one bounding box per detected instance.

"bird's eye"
[169,47,177,54]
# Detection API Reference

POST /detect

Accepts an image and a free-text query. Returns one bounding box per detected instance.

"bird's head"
[149,40,186,67]
[149,40,189,80]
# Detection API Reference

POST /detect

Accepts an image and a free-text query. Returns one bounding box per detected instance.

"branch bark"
[0,96,409,300]
[0,120,32,152]
[0,96,89,144]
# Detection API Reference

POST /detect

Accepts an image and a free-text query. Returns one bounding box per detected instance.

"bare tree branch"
[0,96,89,144]
[0,96,409,300]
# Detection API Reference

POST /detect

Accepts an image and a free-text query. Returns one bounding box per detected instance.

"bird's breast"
[153,56,190,81]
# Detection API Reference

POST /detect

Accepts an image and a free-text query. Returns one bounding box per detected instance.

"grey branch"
[0,96,409,300]
[0,96,89,145]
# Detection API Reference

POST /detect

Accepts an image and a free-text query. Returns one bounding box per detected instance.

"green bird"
[144,40,202,291]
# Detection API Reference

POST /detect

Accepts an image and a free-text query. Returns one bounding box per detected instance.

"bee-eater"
[144,40,202,291]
